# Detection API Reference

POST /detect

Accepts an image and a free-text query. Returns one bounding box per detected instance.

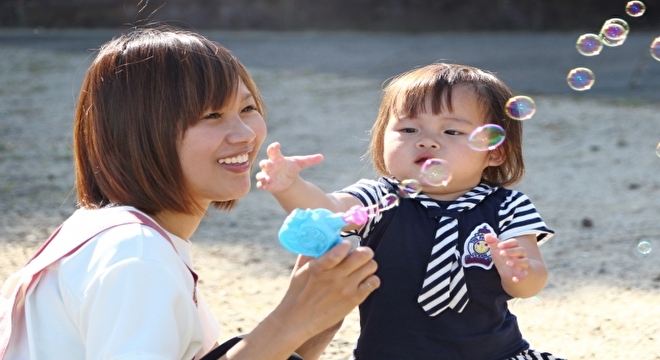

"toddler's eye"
[242,105,258,113]
[401,128,417,133]
[445,130,462,135]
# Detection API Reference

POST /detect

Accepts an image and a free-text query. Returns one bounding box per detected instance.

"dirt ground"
[1,29,660,359]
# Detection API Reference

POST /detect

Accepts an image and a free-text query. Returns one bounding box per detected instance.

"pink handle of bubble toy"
[342,205,370,226]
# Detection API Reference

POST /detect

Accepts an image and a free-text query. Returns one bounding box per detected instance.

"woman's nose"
[226,117,256,143]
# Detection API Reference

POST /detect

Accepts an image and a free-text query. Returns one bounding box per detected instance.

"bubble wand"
[278,196,398,257]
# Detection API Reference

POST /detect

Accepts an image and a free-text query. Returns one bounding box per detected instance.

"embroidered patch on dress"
[462,223,495,269]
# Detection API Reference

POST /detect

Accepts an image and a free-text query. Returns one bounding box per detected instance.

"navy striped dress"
[338,177,554,360]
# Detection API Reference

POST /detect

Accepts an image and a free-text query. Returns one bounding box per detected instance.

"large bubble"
[468,124,506,151]
[420,158,452,187]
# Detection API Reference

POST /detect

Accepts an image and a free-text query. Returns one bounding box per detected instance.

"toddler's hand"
[255,142,324,193]
[484,234,530,283]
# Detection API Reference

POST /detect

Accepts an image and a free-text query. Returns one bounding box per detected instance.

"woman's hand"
[223,240,379,360]
[282,240,379,340]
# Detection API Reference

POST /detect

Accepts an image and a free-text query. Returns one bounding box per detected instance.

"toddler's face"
[382,85,503,201]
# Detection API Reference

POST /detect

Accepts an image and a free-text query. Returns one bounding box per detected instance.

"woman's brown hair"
[74,25,264,215]
[368,62,524,187]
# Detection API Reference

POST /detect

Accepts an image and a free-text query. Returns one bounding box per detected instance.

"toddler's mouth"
[414,154,434,165]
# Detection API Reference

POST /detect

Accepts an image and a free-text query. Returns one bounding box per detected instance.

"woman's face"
[178,80,266,208]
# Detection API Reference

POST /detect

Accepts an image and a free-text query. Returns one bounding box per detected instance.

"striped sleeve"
[498,189,554,245]
[335,179,390,240]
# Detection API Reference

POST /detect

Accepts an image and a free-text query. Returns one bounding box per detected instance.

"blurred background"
[1,0,659,32]
[1,2,660,358]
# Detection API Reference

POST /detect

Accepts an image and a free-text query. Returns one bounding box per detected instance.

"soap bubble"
[378,194,400,212]
[637,240,652,255]
[420,158,452,187]
[576,33,603,56]
[600,18,629,47]
[625,1,646,17]
[602,18,630,34]
[601,22,628,41]
[567,67,595,91]
[651,37,660,61]
[468,124,506,151]
[510,296,545,321]
[656,142,660,157]
[398,179,422,198]
[360,193,400,218]
[505,95,536,120]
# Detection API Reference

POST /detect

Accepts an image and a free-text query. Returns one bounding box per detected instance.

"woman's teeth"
[218,153,249,164]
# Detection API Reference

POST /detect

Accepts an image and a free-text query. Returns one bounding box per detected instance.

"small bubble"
[638,240,652,255]
[567,67,595,91]
[505,95,536,120]
[421,158,452,187]
[468,124,506,151]
[510,297,545,321]
[378,194,400,212]
[399,179,422,198]
[650,37,660,61]
[576,33,603,56]
[655,142,660,157]
[626,1,646,17]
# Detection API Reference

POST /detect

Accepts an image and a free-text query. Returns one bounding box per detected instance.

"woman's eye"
[401,128,417,133]
[202,112,222,120]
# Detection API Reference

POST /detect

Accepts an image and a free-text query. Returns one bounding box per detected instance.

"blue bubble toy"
[278,206,370,257]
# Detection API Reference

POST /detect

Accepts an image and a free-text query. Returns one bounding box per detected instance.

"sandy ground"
[1,29,660,359]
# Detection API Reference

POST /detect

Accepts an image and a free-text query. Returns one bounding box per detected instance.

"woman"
[0,25,379,359]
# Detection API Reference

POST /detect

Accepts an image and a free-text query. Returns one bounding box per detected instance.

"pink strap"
[0,210,198,357]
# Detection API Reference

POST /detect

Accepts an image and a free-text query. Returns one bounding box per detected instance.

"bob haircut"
[368,62,524,187]
[74,25,264,215]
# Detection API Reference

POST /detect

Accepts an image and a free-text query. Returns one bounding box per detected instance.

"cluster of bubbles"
[389,95,536,200]
[361,0,658,317]
[351,117,515,222]
[571,1,659,92]
[570,2,658,256]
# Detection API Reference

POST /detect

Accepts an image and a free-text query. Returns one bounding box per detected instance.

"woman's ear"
[488,148,505,166]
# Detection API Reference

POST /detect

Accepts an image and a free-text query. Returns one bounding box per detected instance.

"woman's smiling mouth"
[218,153,249,165]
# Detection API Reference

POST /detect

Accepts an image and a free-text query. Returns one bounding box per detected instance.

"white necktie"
[415,184,496,316]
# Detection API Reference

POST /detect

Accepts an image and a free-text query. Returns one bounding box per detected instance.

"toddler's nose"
[416,138,440,149]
